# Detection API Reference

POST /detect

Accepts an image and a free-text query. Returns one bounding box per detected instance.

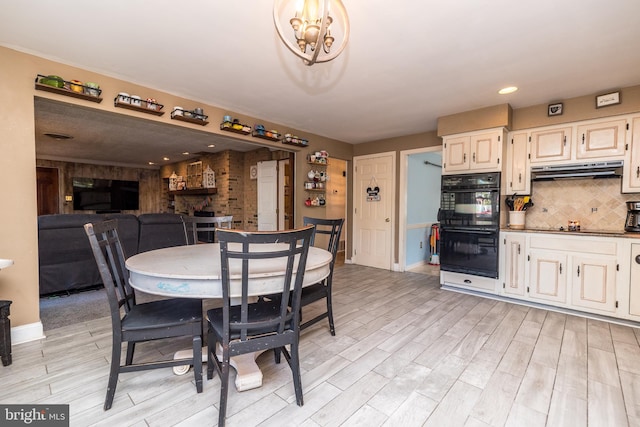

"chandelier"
[273,0,350,66]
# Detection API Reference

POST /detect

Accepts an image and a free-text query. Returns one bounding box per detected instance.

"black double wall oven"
[438,172,500,279]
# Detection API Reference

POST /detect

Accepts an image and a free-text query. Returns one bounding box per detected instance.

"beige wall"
[0,46,352,334]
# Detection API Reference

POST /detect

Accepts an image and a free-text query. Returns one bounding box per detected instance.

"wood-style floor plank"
[2,264,639,426]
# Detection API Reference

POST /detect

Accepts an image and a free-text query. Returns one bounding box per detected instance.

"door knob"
[635,254,640,264]
[385,218,390,222]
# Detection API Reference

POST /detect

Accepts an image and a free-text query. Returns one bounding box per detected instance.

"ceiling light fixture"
[498,86,518,95]
[274,0,350,66]
[163,157,170,161]
[182,151,191,155]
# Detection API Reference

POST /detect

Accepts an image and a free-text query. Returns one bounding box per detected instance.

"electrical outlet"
[592,207,598,213]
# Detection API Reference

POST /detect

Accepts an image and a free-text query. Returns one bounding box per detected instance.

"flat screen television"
[73,178,139,211]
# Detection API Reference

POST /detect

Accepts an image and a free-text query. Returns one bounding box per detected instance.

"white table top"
[126,243,332,299]
[0,259,14,270]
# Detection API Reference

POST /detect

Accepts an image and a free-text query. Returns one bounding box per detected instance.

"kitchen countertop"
[502,227,640,238]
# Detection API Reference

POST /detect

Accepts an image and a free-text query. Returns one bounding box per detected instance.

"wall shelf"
[282,139,308,147]
[171,110,209,126]
[114,97,164,116]
[113,95,164,116]
[35,74,103,103]
[221,124,251,135]
[169,188,217,196]
[252,131,281,141]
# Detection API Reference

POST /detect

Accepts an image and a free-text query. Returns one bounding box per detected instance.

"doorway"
[36,167,59,215]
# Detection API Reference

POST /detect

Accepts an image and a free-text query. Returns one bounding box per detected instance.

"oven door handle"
[443,229,497,235]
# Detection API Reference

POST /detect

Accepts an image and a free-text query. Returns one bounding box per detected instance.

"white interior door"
[353,152,395,269]
[257,160,278,231]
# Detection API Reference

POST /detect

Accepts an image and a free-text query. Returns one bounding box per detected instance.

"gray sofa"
[38,213,187,296]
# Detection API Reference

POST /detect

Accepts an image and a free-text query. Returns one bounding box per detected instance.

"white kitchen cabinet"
[442,135,470,172]
[630,244,640,316]
[505,132,530,195]
[576,118,627,159]
[528,249,568,304]
[496,232,629,319]
[623,116,640,193]
[571,255,617,313]
[529,126,572,163]
[502,233,526,296]
[442,128,506,174]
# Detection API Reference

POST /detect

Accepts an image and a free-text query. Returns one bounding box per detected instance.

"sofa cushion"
[38,214,104,295]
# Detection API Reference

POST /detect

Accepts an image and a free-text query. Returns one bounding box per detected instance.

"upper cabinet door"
[505,132,529,195]
[470,132,501,170]
[623,116,640,193]
[443,135,470,173]
[576,119,627,159]
[529,126,572,163]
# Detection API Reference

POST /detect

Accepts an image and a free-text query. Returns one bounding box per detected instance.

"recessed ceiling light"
[148,161,155,165]
[207,144,216,148]
[163,157,170,161]
[498,86,518,95]
[182,151,190,155]
[44,132,73,140]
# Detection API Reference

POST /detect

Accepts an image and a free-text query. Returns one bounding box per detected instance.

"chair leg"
[193,334,203,393]
[125,342,135,365]
[326,290,335,336]
[218,351,231,427]
[289,341,304,406]
[104,338,122,410]
[207,330,215,380]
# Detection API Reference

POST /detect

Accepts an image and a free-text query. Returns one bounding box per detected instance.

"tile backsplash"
[511,178,640,232]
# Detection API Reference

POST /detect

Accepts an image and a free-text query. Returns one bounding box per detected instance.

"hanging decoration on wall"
[366,177,381,202]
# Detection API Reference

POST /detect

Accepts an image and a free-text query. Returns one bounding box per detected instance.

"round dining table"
[125,243,332,391]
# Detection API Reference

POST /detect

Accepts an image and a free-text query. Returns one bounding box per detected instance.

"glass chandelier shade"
[274,0,349,66]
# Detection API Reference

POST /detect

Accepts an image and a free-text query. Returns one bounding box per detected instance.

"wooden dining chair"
[183,215,233,244]
[206,226,314,427]
[300,217,344,335]
[84,220,203,410]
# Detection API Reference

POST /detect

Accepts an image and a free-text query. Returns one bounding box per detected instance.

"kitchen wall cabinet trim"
[622,115,640,193]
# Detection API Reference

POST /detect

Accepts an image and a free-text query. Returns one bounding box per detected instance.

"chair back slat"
[217,226,314,343]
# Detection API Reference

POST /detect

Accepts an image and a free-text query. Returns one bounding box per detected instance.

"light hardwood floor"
[3,264,640,426]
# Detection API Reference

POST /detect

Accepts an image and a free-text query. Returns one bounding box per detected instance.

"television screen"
[73,178,139,211]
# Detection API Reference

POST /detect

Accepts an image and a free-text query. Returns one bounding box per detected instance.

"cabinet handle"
[464,153,467,162]
[577,265,580,276]
[559,264,563,274]
[582,134,585,145]
[563,136,567,146]
[518,173,522,183]
[637,166,639,178]
[473,152,476,162]
[517,244,521,254]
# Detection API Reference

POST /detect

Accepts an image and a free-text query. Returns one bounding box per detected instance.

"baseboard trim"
[11,321,45,344]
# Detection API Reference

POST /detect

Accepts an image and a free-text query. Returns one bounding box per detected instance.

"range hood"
[531,160,623,180]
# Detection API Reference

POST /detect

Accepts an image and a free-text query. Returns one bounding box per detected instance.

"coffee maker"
[625,201,640,232]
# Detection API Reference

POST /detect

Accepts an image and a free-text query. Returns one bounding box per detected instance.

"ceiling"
[4,1,640,167]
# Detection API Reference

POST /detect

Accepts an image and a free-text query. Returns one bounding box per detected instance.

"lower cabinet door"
[504,234,526,296]
[571,255,617,313]
[528,250,567,304]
